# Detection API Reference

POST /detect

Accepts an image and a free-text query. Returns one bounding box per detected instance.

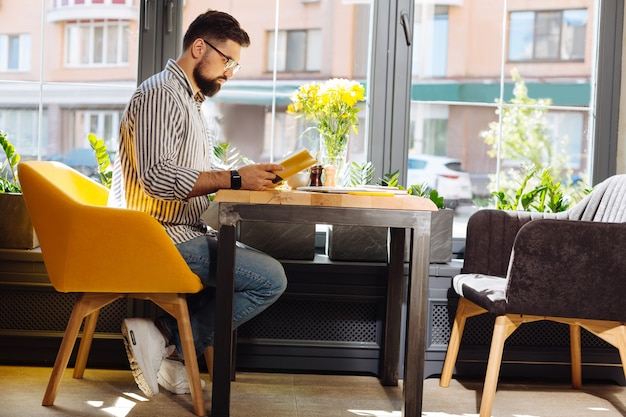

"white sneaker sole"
[121,320,156,397]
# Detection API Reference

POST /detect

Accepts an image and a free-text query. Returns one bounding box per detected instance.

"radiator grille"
[0,288,127,333]
[238,298,380,343]
[430,304,451,346]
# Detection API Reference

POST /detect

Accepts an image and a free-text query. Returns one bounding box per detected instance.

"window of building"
[508,9,587,62]
[412,5,448,78]
[266,29,322,72]
[65,20,129,67]
[0,34,31,72]
[84,110,121,150]
[0,109,45,156]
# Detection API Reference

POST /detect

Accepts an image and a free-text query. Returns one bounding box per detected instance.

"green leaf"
[348,161,374,186]
[87,133,112,189]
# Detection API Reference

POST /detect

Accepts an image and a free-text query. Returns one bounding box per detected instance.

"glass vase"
[319,132,349,187]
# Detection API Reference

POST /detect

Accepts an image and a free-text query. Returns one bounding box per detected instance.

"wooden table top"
[213,189,438,211]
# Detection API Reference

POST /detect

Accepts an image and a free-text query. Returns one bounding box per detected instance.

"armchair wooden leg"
[569,324,582,389]
[617,326,626,379]
[440,297,487,387]
[43,293,121,406]
[576,319,626,380]
[43,296,90,406]
[478,315,520,417]
[618,326,626,379]
[73,309,100,379]
[151,293,206,417]
[204,347,214,382]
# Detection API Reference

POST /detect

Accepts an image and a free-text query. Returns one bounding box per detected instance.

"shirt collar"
[165,59,206,103]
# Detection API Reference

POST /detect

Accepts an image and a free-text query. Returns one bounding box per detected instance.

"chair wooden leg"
[617,326,626,380]
[569,323,582,389]
[150,293,206,417]
[478,315,520,417]
[73,309,100,379]
[204,347,214,382]
[576,319,626,380]
[440,297,487,387]
[43,293,121,406]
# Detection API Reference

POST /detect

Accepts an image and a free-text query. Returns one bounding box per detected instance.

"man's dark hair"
[183,9,250,50]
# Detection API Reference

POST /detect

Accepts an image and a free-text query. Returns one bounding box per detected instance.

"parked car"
[49,148,116,181]
[406,154,473,208]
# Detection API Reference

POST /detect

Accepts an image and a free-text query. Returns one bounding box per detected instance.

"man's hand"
[239,163,284,190]
[189,163,286,197]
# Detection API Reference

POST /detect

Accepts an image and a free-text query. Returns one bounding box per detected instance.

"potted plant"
[0,130,39,249]
[407,182,454,264]
[327,169,455,264]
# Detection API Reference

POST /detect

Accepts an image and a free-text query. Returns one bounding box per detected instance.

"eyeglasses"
[202,40,241,74]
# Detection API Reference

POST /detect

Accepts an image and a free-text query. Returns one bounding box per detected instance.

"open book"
[272,148,318,184]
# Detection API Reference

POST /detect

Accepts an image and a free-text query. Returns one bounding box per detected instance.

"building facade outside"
[0,0,604,200]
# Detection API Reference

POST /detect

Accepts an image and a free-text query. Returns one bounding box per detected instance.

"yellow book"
[272,148,318,184]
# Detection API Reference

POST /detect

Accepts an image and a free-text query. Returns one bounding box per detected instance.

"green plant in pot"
[347,161,375,186]
[384,170,453,263]
[491,163,589,213]
[0,130,21,193]
[0,130,38,249]
[328,166,453,264]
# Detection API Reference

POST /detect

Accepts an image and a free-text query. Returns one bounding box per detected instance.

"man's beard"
[193,60,225,97]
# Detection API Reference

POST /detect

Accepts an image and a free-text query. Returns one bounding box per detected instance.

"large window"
[509,9,588,62]
[0,0,622,240]
[407,0,607,237]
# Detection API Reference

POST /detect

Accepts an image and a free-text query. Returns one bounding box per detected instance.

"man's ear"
[190,38,205,59]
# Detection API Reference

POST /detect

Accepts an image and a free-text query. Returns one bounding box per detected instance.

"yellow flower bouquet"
[287,78,365,161]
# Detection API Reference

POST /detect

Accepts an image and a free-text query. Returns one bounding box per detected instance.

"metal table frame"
[211,202,431,417]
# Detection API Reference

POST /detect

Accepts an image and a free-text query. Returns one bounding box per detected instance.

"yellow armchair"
[18,161,208,416]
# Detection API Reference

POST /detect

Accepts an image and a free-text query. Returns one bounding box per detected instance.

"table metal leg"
[381,227,405,386]
[402,224,430,417]
[212,223,237,417]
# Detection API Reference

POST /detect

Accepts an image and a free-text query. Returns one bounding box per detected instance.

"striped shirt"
[108,59,213,244]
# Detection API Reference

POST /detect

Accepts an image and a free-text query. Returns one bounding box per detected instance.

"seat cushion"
[453,273,508,315]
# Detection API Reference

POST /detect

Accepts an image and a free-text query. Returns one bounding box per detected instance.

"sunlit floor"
[0,365,624,417]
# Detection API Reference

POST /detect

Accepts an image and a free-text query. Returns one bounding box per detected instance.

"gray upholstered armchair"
[439,174,626,417]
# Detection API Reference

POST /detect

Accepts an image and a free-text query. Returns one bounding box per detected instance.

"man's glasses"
[202,40,241,74]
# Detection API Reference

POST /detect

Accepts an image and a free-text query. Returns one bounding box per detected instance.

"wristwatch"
[230,170,242,190]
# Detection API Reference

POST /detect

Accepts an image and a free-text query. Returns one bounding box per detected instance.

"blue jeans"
[157,235,287,359]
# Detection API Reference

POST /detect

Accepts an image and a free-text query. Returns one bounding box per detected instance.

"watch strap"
[230,170,242,190]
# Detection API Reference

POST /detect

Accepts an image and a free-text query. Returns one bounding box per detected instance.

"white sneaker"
[157,358,206,395]
[121,318,169,397]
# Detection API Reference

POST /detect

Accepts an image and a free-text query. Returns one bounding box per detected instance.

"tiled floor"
[0,365,624,417]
